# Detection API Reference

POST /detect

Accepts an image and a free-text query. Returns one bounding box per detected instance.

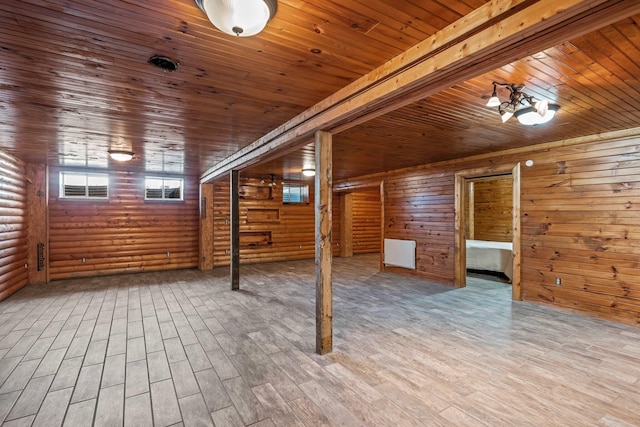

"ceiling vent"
[148,55,179,72]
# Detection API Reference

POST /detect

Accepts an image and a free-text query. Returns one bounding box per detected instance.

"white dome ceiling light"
[195,0,278,37]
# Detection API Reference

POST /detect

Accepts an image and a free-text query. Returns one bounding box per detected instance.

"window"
[283,183,309,204]
[145,177,183,200]
[60,172,108,199]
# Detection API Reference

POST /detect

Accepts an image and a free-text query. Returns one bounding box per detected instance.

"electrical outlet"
[555,277,562,286]
[166,252,170,257]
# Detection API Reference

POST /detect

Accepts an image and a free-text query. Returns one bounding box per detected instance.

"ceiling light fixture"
[195,0,277,37]
[486,82,559,125]
[108,150,135,162]
[302,168,315,177]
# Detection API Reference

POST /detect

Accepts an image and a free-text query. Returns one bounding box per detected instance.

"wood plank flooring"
[0,254,638,426]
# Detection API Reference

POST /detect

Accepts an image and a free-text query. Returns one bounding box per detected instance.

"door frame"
[454,163,521,301]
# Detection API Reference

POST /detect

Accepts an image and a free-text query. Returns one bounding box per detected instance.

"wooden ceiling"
[2,1,640,181]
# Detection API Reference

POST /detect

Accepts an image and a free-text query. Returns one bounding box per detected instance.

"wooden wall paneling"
[315,130,332,355]
[0,151,29,300]
[230,170,240,290]
[48,169,199,280]
[340,193,353,257]
[384,173,456,284]
[26,163,47,284]
[199,183,215,270]
[344,131,640,324]
[470,175,513,242]
[211,176,341,266]
[351,190,381,254]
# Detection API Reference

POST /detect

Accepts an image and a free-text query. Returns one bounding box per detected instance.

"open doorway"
[338,188,382,258]
[454,164,521,300]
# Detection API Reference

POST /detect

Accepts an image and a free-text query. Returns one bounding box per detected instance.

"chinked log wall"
[0,151,28,299]
[48,169,199,280]
[347,133,640,324]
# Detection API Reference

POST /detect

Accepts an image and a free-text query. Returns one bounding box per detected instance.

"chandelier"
[486,82,560,125]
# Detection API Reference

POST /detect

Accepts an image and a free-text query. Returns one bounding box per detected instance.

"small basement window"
[60,171,109,199]
[145,177,183,200]
[283,183,309,204]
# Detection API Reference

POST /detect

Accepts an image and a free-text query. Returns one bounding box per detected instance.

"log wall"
[212,177,341,266]
[467,176,513,242]
[352,190,381,254]
[351,134,640,324]
[0,151,29,299]
[48,169,199,280]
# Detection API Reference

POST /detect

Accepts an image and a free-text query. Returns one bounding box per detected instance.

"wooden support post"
[315,130,332,354]
[230,170,240,291]
[26,163,47,284]
[199,183,215,270]
[467,181,475,240]
[339,193,353,257]
[379,181,386,272]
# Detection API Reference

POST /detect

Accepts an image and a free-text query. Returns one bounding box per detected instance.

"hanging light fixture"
[195,0,278,37]
[486,82,560,126]
[108,150,135,162]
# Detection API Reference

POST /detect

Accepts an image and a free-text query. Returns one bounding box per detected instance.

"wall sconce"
[195,0,278,37]
[108,150,135,162]
[486,82,560,125]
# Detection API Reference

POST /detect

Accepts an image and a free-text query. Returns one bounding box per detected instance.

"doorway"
[454,164,521,300]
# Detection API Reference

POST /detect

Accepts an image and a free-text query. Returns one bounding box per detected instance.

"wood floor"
[0,254,639,426]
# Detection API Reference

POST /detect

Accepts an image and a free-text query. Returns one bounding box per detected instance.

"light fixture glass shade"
[108,150,134,162]
[500,110,513,123]
[197,0,277,37]
[302,168,315,177]
[515,104,559,125]
[486,96,501,107]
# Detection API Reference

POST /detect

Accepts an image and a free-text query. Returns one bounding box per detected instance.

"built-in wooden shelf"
[240,231,273,247]
[239,185,272,200]
[247,208,280,224]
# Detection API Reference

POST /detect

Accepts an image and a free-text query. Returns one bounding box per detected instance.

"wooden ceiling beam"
[201,0,640,183]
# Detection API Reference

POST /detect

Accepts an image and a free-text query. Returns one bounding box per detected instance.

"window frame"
[144,176,184,201]
[59,171,109,200]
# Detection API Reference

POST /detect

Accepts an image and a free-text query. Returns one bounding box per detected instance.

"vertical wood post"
[339,193,353,257]
[467,181,475,240]
[379,181,386,271]
[454,174,466,288]
[199,183,215,270]
[230,170,240,291]
[26,164,47,284]
[315,130,332,354]
[511,163,522,301]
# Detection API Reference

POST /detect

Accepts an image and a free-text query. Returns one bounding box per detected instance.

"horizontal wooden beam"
[201,0,640,183]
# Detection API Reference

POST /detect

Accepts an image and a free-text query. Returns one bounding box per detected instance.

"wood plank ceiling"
[1,1,640,181]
